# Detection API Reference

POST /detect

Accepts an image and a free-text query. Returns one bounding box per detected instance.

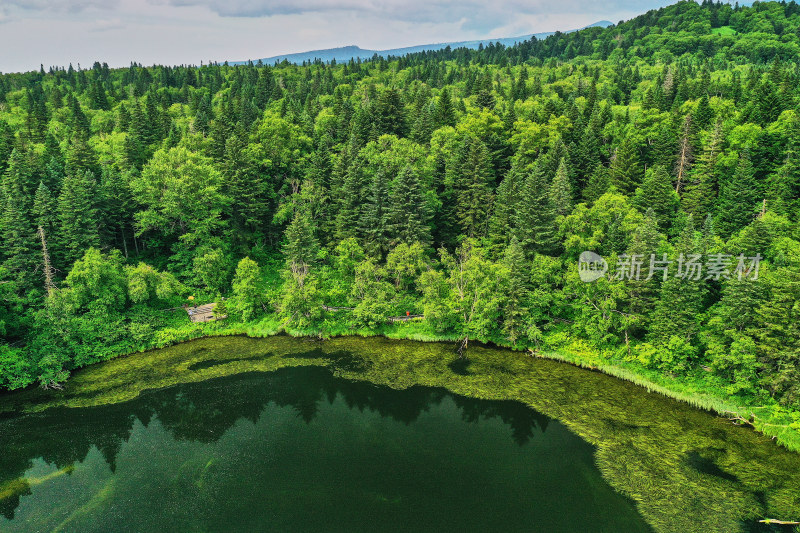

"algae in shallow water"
[1,335,799,533]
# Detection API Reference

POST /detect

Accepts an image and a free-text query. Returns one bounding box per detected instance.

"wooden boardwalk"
[186,303,226,323]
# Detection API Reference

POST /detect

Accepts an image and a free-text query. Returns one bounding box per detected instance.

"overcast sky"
[0,0,683,73]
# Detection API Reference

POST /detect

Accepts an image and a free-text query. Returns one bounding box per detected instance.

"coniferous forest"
[1,1,799,439]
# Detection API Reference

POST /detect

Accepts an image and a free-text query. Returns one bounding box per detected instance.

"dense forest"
[0,1,798,427]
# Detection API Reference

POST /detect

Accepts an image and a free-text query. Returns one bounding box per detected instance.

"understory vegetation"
[1,0,799,445]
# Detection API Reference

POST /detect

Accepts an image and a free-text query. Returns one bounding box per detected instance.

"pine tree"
[682,119,722,219]
[766,118,800,218]
[68,94,91,138]
[58,170,100,265]
[25,85,49,142]
[694,94,713,129]
[573,127,601,188]
[0,120,14,177]
[716,152,759,237]
[194,94,212,135]
[209,96,236,162]
[632,165,679,232]
[43,133,65,189]
[123,129,148,171]
[283,206,319,276]
[650,216,705,346]
[476,89,495,110]
[410,101,435,145]
[1,197,38,289]
[503,103,517,133]
[583,164,610,204]
[454,136,494,238]
[375,87,407,137]
[334,160,369,242]
[501,237,530,344]
[488,166,523,248]
[649,121,678,169]
[230,257,262,322]
[31,180,56,225]
[117,103,131,131]
[144,91,165,145]
[549,158,573,217]
[387,165,430,248]
[609,138,642,194]
[2,147,36,212]
[515,162,558,256]
[361,168,391,258]
[88,79,110,110]
[349,100,374,150]
[98,167,136,258]
[755,80,782,125]
[626,208,665,313]
[65,133,100,178]
[436,88,456,128]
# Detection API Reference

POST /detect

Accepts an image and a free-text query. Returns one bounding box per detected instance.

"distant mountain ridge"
[234,20,613,65]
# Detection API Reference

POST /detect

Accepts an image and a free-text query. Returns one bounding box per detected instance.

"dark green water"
[1,336,799,533]
[0,365,649,532]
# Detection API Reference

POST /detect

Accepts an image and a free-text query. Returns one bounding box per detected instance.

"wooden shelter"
[186,303,226,323]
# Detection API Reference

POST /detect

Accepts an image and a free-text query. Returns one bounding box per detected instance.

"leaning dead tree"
[721,410,756,427]
[37,226,56,296]
[457,336,469,358]
[675,114,694,194]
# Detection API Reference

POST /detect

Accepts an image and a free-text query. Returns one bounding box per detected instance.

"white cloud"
[151,0,619,30]
[4,0,119,13]
[89,17,126,32]
[0,0,698,72]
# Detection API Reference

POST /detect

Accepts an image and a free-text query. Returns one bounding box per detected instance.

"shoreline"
[12,313,795,453]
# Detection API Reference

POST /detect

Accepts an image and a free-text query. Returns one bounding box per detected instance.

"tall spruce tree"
[649,216,705,345]
[633,165,680,232]
[515,162,558,256]
[501,237,530,343]
[682,119,722,219]
[609,138,643,194]
[58,170,100,265]
[361,168,391,258]
[387,165,430,248]
[488,166,524,249]
[716,152,759,237]
[454,136,494,238]
[436,88,456,128]
[549,158,573,217]
[335,160,369,243]
[284,206,319,274]
[1,196,38,289]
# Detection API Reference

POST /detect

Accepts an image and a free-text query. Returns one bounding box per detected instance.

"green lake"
[0,336,799,532]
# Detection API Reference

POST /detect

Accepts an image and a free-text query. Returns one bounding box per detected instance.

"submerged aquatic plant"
[2,335,799,533]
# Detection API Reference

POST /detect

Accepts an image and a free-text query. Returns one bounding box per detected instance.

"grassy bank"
[70,309,800,454]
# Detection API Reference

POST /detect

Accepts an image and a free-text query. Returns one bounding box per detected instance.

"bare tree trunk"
[121,228,129,259]
[37,226,56,296]
[675,114,694,194]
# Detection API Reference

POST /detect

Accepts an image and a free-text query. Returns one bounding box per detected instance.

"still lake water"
[1,336,799,532]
